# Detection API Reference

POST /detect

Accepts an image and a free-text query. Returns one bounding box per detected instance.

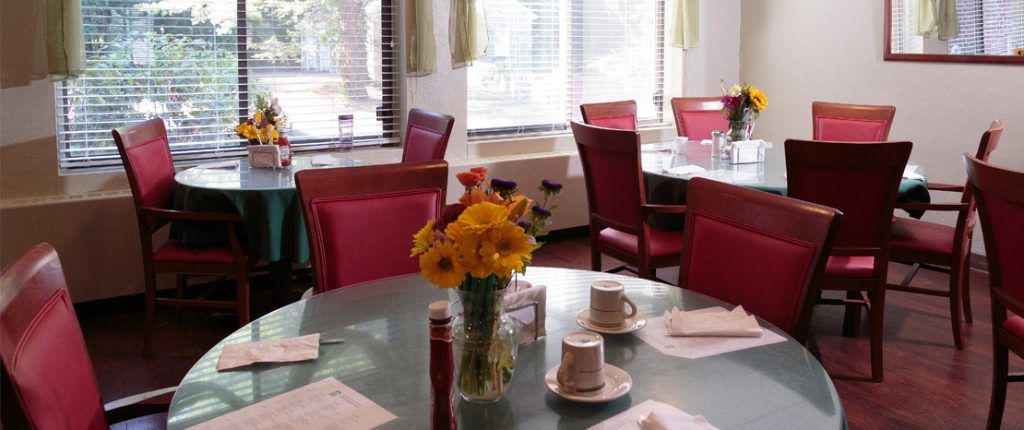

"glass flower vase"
[450,276,518,404]
[728,108,756,142]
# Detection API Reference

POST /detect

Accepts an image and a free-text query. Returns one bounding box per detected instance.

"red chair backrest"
[965,156,1024,300]
[785,140,910,249]
[812,101,896,142]
[580,100,638,131]
[401,108,455,163]
[953,121,1004,248]
[679,178,841,342]
[671,97,728,140]
[112,118,177,229]
[296,161,448,294]
[1,243,107,430]
[571,121,646,234]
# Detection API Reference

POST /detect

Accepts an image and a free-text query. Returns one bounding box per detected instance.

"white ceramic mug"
[556,332,605,394]
[589,281,637,328]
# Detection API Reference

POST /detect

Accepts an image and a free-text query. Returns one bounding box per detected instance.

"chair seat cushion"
[890,216,955,258]
[153,240,236,264]
[824,255,876,278]
[598,227,684,258]
[1004,316,1024,344]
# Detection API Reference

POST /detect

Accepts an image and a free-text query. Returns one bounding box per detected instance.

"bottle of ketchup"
[277,131,292,167]
[429,301,457,430]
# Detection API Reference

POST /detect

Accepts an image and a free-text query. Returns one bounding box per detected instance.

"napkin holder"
[247,145,282,168]
[503,279,546,345]
[729,140,765,164]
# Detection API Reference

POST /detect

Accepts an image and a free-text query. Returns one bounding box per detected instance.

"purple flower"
[490,178,518,193]
[517,220,532,230]
[540,179,563,194]
[531,205,552,218]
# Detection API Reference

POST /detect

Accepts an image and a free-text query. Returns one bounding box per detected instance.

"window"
[467,0,665,137]
[57,0,397,169]
[891,0,1023,55]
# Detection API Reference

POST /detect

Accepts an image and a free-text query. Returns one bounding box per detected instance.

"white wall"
[739,0,1024,253]
[1,0,742,302]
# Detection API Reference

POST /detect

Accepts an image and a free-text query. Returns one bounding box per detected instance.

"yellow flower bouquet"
[411,167,561,403]
[235,94,284,145]
[720,81,768,142]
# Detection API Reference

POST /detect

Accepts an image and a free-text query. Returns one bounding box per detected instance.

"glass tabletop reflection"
[166,267,845,429]
[174,155,364,191]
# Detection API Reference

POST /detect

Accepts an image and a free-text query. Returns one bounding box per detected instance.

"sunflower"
[478,223,534,275]
[749,86,768,111]
[419,240,465,288]
[453,202,510,234]
[410,220,435,257]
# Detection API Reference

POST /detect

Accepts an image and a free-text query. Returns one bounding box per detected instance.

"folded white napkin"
[202,160,239,169]
[664,164,707,176]
[664,305,763,337]
[217,334,320,371]
[311,154,335,166]
[639,411,719,430]
[903,165,925,180]
[504,281,546,344]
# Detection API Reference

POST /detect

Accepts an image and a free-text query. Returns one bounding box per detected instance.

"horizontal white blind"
[57,0,397,169]
[890,0,1023,55]
[467,0,665,137]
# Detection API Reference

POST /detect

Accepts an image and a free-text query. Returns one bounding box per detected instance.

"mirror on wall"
[885,0,1024,64]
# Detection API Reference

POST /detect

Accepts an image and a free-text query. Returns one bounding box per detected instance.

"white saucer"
[544,363,632,403]
[575,309,647,334]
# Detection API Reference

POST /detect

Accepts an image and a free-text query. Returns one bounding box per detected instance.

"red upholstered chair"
[401,108,455,163]
[678,178,841,343]
[670,97,728,140]
[580,100,638,131]
[571,121,686,280]
[812,101,896,142]
[964,156,1024,430]
[786,139,911,382]
[889,120,1004,349]
[113,118,251,356]
[296,160,448,294]
[1,243,176,429]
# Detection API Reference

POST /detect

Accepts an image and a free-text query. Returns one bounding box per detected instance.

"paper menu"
[588,399,718,430]
[188,377,397,430]
[633,315,786,359]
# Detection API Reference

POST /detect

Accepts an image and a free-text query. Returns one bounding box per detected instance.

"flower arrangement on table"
[411,167,562,403]
[235,94,285,145]
[1015,47,1024,56]
[720,81,768,142]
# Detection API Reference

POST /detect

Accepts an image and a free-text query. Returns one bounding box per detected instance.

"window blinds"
[57,0,397,168]
[467,0,665,137]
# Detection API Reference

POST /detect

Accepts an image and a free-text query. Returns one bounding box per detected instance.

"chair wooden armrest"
[103,386,176,424]
[140,207,243,223]
[642,204,686,215]
[829,246,882,258]
[926,182,964,193]
[893,202,969,213]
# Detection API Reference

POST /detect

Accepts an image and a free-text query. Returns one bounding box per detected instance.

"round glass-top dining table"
[641,141,931,230]
[166,267,846,429]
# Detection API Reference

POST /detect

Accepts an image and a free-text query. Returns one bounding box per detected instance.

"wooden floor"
[80,234,1024,429]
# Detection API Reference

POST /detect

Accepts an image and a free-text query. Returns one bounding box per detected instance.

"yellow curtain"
[407,0,437,76]
[916,0,938,38]
[44,0,85,80]
[937,0,960,41]
[672,0,699,49]
[450,0,488,68]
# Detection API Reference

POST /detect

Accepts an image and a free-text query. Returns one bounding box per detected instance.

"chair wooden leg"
[638,261,654,281]
[961,254,973,324]
[235,268,250,326]
[591,245,602,272]
[842,291,862,337]
[175,275,187,322]
[143,270,157,357]
[949,267,964,349]
[869,289,885,382]
[987,341,1009,430]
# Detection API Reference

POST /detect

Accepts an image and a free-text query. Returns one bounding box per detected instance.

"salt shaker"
[429,301,456,430]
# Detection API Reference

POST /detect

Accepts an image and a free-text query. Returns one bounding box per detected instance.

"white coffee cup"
[589,281,637,328]
[556,331,605,394]
[673,136,688,154]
